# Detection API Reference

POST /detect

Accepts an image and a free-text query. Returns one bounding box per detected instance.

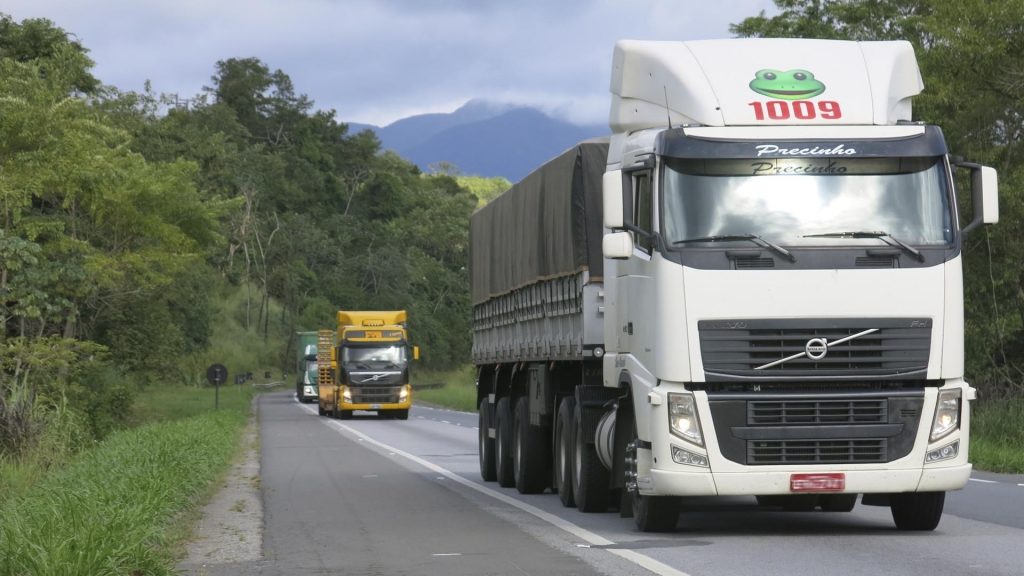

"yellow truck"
[318,310,417,420]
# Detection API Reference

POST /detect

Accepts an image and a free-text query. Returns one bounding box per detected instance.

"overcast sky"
[5,1,777,127]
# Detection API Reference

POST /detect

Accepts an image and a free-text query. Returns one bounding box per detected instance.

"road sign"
[206,363,228,386]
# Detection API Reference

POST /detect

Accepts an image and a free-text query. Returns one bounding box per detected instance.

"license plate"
[371,403,382,410]
[790,473,845,493]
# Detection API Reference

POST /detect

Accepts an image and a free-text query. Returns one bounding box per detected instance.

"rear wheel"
[479,398,497,481]
[495,397,515,487]
[891,492,945,531]
[318,403,325,416]
[555,397,576,507]
[514,397,549,493]
[572,401,609,512]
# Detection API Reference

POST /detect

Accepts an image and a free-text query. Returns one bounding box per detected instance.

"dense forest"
[2,0,1023,467]
[0,14,505,460]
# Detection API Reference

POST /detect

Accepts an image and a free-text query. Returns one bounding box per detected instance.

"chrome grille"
[699,318,931,379]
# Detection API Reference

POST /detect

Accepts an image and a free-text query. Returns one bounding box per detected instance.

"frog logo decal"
[749,69,825,100]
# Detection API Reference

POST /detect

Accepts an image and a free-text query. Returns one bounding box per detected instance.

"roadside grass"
[413,365,477,412]
[0,408,246,576]
[0,282,288,574]
[129,381,260,425]
[971,398,1024,474]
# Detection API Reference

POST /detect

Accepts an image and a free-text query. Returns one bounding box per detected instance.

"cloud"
[4,0,776,126]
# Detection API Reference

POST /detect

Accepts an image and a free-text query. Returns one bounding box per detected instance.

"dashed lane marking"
[299,402,694,576]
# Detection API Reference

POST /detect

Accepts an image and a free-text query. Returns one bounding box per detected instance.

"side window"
[632,171,653,253]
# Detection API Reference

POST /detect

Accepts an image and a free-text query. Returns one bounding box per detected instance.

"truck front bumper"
[649,463,972,496]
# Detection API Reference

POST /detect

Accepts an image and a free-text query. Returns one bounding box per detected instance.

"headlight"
[342,387,352,403]
[399,385,410,402]
[930,388,961,442]
[668,392,703,446]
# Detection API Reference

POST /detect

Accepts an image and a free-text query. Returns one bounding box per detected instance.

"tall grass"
[971,398,1024,473]
[413,365,477,412]
[0,281,287,574]
[0,409,246,576]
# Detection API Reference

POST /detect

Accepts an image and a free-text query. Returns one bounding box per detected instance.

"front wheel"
[337,409,353,420]
[891,492,945,531]
[626,435,680,532]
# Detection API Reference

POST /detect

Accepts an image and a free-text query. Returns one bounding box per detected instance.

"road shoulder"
[177,412,263,575]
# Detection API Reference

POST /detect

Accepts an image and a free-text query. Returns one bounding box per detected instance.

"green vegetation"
[971,399,1024,473]
[0,409,247,576]
[414,365,477,412]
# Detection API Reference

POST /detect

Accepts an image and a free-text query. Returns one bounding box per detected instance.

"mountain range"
[346,100,607,183]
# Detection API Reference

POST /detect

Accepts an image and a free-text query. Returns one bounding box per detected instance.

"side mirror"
[959,162,999,235]
[413,346,420,361]
[603,231,633,259]
[603,170,624,229]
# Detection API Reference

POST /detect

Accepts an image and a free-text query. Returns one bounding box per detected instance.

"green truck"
[295,331,320,403]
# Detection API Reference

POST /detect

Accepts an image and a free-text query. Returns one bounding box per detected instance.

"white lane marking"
[969,478,998,484]
[1018,483,1024,488]
[442,420,451,424]
[432,553,462,556]
[299,403,693,576]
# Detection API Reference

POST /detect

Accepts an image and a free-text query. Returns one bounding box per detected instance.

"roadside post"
[206,363,228,410]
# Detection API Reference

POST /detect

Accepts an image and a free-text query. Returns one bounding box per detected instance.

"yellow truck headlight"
[930,388,961,442]
[668,392,703,446]
[342,387,352,403]
[399,385,410,402]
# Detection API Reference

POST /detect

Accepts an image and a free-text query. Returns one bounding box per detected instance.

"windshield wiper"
[673,233,795,262]
[802,231,925,262]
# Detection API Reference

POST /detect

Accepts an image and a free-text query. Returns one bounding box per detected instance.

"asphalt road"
[256,392,1024,576]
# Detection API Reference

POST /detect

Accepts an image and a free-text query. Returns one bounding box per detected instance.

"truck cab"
[319,310,415,420]
[601,39,998,531]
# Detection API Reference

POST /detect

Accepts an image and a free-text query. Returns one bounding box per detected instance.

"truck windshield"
[661,156,953,247]
[342,345,407,368]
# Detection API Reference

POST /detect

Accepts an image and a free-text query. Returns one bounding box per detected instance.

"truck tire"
[495,397,515,487]
[626,419,679,531]
[318,403,325,416]
[891,492,944,531]
[572,401,609,512]
[338,409,353,420]
[479,398,497,481]
[633,492,681,532]
[555,397,576,507]
[393,409,409,420]
[513,396,549,494]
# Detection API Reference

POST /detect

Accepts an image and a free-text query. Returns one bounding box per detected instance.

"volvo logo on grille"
[805,337,828,360]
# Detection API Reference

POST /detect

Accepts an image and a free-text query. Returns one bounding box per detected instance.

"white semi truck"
[471,38,999,532]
